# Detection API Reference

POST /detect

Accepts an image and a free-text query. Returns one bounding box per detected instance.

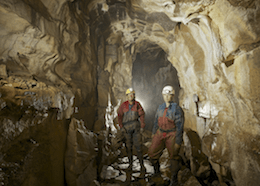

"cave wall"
[90,0,260,185]
[0,0,98,185]
[0,0,260,186]
[0,0,98,128]
[165,1,260,185]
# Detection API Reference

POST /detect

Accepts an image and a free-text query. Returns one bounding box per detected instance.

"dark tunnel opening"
[132,46,180,131]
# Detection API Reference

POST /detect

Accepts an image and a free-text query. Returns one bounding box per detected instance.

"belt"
[123,120,139,125]
[159,128,176,133]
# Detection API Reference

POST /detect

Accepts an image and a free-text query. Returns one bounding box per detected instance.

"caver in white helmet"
[162,85,175,95]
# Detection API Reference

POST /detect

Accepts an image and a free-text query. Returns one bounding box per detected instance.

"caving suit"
[118,100,145,170]
[148,102,184,184]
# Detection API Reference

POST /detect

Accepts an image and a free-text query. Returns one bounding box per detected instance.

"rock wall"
[0,0,97,185]
[166,1,260,185]
[0,0,260,185]
[0,0,98,128]
[89,0,260,185]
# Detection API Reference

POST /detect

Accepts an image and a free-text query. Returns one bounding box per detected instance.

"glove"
[140,128,144,134]
[173,143,181,156]
[120,127,127,134]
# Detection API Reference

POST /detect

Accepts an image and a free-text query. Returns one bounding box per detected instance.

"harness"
[123,119,139,126]
[159,128,176,133]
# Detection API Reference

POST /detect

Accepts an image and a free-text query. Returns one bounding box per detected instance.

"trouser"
[170,158,181,186]
[148,129,180,181]
[123,121,144,169]
[148,129,177,159]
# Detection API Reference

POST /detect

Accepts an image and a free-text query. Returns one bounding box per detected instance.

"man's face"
[163,93,174,103]
[127,93,135,102]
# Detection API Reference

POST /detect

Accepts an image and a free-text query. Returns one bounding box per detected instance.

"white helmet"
[162,85,175,95]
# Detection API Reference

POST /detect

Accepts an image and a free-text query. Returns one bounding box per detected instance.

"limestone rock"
[0,108,69,186]
[0,0,260,185]
[65,118,98,186]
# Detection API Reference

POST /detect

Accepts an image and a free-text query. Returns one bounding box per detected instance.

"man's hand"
[121,127,127,134]
[173,143,181,156]
[140,128,144,134]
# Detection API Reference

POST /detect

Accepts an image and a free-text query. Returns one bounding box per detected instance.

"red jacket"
[118,100,145,128]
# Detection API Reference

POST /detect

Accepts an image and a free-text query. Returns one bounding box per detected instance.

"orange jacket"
[118,100,145,128]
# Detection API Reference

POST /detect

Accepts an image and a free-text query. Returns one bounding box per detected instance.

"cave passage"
[132,46,180,131]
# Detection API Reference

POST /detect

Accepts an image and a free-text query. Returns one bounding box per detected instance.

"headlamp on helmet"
[162,86,175,95]
[126,88,135,95]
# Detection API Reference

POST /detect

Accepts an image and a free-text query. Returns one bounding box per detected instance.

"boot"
[126,155,133,171]
[152,161,160,175]
[169,173,178,186]
[137,151,146,178]
[169,159,180,186]
[126,153,132,185]
[126,145,133,171]
[139,164,146,178]
[125,170,132,185]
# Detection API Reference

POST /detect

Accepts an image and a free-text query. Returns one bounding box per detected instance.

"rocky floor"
[96,154,207,186]
[98,155,170,186]
[90,131,224,186]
